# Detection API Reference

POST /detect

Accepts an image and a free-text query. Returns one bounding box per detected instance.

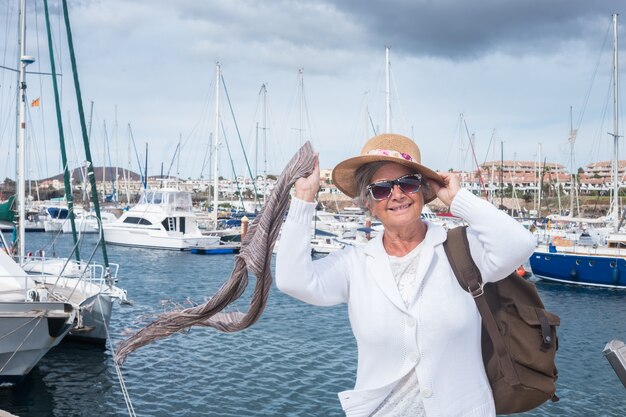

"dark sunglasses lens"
[398,176,421,194]
[370,183,392,200]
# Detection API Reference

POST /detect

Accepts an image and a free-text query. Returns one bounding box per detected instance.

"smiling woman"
[275,133,536,417]
[362,163,426,254]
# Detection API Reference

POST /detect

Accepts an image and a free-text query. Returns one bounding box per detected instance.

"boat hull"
[0,302,75,381]
[22,258,124,344]
[103,226,220,250]
[530,249,626,288]
[66,293,113,344]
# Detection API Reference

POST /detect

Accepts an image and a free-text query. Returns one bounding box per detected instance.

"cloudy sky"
[0,0,625,183]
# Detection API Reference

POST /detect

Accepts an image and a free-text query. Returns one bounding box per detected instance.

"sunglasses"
[366,173,423,200]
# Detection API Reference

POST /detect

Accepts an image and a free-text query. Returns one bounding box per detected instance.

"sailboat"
[16,0,129,344]
[0,234,76,382]
[529,14,626,289]
[0,0,76,382]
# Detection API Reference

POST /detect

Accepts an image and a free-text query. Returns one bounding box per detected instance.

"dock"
[190,243,240,255]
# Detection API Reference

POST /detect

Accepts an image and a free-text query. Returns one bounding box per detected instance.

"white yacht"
[0,248,76,382]
[21,253,128,344]
[102,188,220,250]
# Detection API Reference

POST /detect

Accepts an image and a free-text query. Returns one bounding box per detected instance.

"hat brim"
[332,155,444,204]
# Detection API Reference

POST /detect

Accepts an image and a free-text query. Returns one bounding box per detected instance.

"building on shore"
[3,160,626,215]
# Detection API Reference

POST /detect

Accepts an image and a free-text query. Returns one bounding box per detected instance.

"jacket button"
[422,387,433,398]
[408,352,419,363]
[407,317,416,327]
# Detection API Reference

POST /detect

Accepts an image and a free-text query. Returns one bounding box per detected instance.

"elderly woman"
[275,133,536,417]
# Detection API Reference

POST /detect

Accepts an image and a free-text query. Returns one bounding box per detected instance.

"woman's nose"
[390,184,405,199]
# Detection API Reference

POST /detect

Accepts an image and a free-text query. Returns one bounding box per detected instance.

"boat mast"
[213,62,221,228]
[298,68,305,146]
[43,0,81,260]
[385,46,391,133]
[16,0,35,262]
[61,0,109,267]
[262,83,268,205]
[610,13,620,228]
[569,105,576,217]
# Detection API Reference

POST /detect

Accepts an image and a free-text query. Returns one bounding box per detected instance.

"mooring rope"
[100,295,137,417]
[115,141,316,364]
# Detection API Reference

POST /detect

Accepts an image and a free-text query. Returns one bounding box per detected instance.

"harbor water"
[1,233,626,416]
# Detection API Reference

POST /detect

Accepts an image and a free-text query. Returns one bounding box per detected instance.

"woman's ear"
[366,202,378,219]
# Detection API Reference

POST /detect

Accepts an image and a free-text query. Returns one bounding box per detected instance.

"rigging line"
[586,74,614,166]
[127,124,146,189]
[463,119,488,199]
[165,139,181,178]
[244,85,267,181]
[0,64,17,72]
[220,119,246,210]
[104,121,117,198]
[61,0,110,269]
[33,0,50,179]
[300,74,315,142]
[102,306,137,417]
[220,73,259,202]
[0,313,43,342]
[0,64,62,77]
[368,110,378,137]
[199,133,212,179]
[0,314,45,374]
[482,129,496,167]
[575,19,612,132]
[178,77,215,178]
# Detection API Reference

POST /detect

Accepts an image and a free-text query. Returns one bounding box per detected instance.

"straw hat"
[331,133,443,203]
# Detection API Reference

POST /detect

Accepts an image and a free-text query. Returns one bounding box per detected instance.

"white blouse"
[370,244,427,417]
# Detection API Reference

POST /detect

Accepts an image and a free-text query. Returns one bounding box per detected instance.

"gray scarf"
[115,141,316,364]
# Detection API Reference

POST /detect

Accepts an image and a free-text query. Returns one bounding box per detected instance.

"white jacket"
[275,189,536,417]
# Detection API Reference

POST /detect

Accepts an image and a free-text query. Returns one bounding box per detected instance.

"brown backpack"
[443,226,560,414]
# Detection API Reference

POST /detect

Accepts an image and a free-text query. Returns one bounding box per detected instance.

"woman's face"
[366,162,424,231]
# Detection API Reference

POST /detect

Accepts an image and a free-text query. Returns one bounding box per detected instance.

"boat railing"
[21,210,121,294]
[0,271,43,302]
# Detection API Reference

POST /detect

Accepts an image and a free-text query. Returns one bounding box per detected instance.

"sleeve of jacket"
[450,189,537,283]
[275,197,350,306]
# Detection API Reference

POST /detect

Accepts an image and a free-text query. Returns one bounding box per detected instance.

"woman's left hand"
[428,172,461,206]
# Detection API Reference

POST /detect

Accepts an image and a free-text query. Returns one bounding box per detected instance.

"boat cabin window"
[124,216,152,225]
[165,192,192,212]
[139,190,192,211]
[139,191,151,205]
[138,191,163,205]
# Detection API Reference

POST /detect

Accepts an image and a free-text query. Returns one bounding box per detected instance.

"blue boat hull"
[191,246,240,255]
[530,250,626,288]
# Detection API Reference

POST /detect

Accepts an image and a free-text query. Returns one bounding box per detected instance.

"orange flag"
[31,98,40,107]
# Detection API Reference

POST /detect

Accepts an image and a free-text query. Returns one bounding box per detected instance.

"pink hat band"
[366,148,417,163]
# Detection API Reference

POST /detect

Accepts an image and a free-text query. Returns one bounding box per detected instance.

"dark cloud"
[328,0,623,59]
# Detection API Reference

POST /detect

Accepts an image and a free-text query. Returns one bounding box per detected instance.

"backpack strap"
[443,226,521,386]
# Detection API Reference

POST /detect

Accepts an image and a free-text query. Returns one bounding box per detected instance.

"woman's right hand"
[294,153,320,202]
[428,172,461,207]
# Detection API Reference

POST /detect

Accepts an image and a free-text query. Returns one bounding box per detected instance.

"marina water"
[1,233,625,416]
